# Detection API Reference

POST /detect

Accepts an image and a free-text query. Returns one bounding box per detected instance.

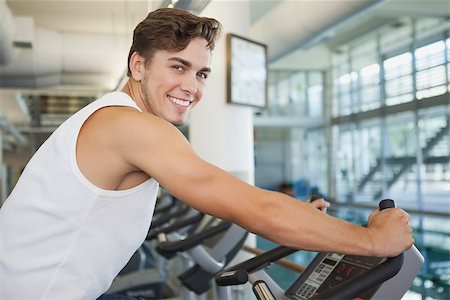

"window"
[266,70,323,117]
[418,107,449,207]
[337,71,358,115]
[446,38,450,92]
[335,126,356,201]
[290,72,307,116]
[308,72,323,116]
[360,64,381,111]
[384,52,413,105]
[415,41,447,99]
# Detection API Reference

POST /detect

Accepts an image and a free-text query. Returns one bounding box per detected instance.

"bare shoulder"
[84,105,187,146]
[77,104,194,187]
[87,105,167,129]
[89,106,193,164]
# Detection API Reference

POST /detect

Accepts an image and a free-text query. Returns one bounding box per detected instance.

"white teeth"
[169,96,190,107]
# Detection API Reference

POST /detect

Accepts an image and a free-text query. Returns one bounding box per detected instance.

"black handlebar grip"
[379,199,396,211]
[215,269,249,286]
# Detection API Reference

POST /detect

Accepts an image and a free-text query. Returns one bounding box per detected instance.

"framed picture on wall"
[226,33,268,108]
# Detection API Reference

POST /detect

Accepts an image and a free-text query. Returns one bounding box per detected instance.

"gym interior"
[0,0,449,299]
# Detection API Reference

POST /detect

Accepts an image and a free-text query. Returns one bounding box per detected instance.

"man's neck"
[122,78,147,112]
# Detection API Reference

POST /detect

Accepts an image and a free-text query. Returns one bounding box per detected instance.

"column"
[190,1,254,185]
[189,1,256,254]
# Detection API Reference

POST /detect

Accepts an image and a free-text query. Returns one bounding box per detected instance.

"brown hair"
[127,8,222,76]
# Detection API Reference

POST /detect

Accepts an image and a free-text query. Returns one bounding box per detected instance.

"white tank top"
[0,91,159,300]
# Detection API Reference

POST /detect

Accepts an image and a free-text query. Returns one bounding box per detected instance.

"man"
[0,8,413,300]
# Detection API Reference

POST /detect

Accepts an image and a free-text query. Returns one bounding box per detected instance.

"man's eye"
[173,65,184,71]
[197,72,208,80]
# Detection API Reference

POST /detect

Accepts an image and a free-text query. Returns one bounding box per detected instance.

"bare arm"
[117,111,413,257]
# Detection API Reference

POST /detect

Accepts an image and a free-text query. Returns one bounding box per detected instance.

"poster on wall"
[226,33,268,108]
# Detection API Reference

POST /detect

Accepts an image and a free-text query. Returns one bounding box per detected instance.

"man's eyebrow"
[168,57,211,73]
[200,66,212,73]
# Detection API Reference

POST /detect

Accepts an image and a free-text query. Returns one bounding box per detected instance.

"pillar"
[190,1,254,186]
[189,1,256,251]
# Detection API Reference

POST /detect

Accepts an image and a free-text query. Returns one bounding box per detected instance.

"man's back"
[0,92,159,300]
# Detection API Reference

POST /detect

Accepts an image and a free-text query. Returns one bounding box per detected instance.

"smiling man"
[0,8,414,300]
[123,38,210,126]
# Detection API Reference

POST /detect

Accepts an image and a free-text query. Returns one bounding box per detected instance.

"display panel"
[286,253,385,300]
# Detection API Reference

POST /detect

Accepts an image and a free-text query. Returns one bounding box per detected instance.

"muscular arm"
[114,110,412,258]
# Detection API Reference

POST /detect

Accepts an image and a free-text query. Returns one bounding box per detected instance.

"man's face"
[140,37,211,125]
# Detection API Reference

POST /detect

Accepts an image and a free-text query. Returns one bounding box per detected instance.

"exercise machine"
[156,215,248,299]
[107,199,248,299]
[216,199,424,300]
[107,196,202,299]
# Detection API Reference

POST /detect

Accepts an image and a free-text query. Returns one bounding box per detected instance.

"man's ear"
[129,52,146,81]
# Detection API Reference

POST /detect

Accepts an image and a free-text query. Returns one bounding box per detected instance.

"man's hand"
[367,208,414,257]
[309,197,330,213]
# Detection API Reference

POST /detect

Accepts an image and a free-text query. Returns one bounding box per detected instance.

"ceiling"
[5,0,449,61]
[0,0,449,144]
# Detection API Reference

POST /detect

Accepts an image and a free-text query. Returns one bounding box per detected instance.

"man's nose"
[181,74,198,95]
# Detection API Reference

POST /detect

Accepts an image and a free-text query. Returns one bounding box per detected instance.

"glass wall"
[260,16,449,300]
[335,124,355,201]
[384,52,414,105]
[256,70,326,196]
[303,128,327,196]
[265,70,324,117]
[331,18,450,209]
[385,112,418,207]
[416,40,447,99]
[329,18,450,300]
[418,107,450,209]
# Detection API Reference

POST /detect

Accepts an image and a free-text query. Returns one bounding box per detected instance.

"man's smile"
[168,95,192,107]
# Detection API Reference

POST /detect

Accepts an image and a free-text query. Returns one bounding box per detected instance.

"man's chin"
[170,116,187,127]
[172,120,185,126]
[164,111,190,126]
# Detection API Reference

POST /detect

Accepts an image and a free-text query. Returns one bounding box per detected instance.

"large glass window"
[337,71,357,116]
[277,77,290,114]
[266,71,323,117]
[335,125,356,201]
[447,37,450,92]
[418,107,450,210]
[308,72,323,117]
[290,72,307,116]
[332,19,450,119]
[386,113,416,157]
[416,41,447,99]
[262,18,450,299]
[360,63,381,111]
[385,112,418,207]
[268,83,277,112]
[322,17,449,300]
[384,52,414,105]
[353,41,380,113]
[303,128,327,195]
[354,120,382,201]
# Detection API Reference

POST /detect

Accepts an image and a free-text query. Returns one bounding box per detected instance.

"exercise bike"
[106,196,202,299]
[215,199,424,300]
[107,197,248,299]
